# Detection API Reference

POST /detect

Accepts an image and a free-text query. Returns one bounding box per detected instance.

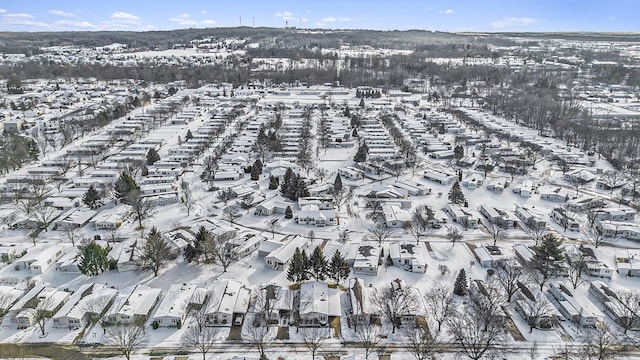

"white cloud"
[315,22,325,27]
[4,13,34,19]
[275,11,295,21]
[0,9,6,14]
[322,16,351,23]
[49,10,77,18]
[54,20,95,29]
[169,14,216,27]
[110,12,142,24]
[491,17,541,29]
[441,9,455,14]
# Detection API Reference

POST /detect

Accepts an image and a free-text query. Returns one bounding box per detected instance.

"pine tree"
[280,168,294,199]
[333,174,343,193]
[531,233,565,290]
[453,269,468,296]
[78,242,111,276]
[146,148,160,165]
[354,141,369,162]
[140,226,177,277]
[251,162,261,181]
[329,250,350,285]
[359,97,366,109]
[284,206,293,219]
[454,145,464,160]
[82,185,102,209]
[114,172,139,203]
[344,106,351,117]
[287,248,310,283]
[309,246,328,281]
[268,175,279,190]
[448,181,466,205]
[184,243,197,263]
[186,129,193,141]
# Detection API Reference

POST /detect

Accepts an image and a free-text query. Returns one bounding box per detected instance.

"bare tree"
[33,205,58,231]
[216,188,233,204]
[355,324,383,360]
[126,190,157,229]
[446,225,463,244]
[403,326,441,360]
[180,186,197,216]
[566,248,588,289]
[105,325,147,360]
[373,283,420,334]
[368,222,391,245]
[448,306,502,360]
[584,223,607,248]
[244,316,275,359]
[63,227,80,246]
[33,297,55,336]
[267,217,280,238]
[222,206,241,225]
[579,322,621,360]
[214,233,238,272]
[332,186,353,213]
[182,321,220,360]
[80,293,114,325]
[470,280,505,331]
[423,282,455,332]
[495,264,530,302]
[526,222,547,246]
[518,289,556,333]
[485,222,505,246]
[601,170,625,194]
[607,289,640,334]
[299,327,327,360]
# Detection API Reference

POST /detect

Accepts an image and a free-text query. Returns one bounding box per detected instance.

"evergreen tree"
[333,174,343,193]
[354,141,369,162]
[186,129,193,141]
[448,181,466,205]
[328,250,350,285]
[250,162,261,181]
[146,148,160,165]
[531,233,565,290]
[78,242,111,276]
[309,246,328,281]
[268,175,279,190]
[140,226,177,277]
[184,243,197,263]
[359,97,366,109]
[284,206,293,219]
[254,159,263,173]
[454,145,464,160]
[280,168,294,199]
[453,269,468,296]
[82,185,102,209]
[286,248,310,283]
[344,106,351,117]
[114,172,139,203]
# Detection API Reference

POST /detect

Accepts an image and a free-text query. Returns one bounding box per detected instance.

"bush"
[487,268,495,276]
[152,320,159,329]
[176,319,182,329]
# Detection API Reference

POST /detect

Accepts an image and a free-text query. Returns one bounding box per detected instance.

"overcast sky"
[0,0,638,32]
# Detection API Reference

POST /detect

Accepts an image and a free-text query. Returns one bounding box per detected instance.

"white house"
[295,205,337,227]
[107,284,161,324]
[473,244,511,268]
[13,244,66,274]
[153,283,199,327]
[614,249,640,277]
[347,278,378,327]
[298,281,341,327]
[205,280,250,327]
[389,242,428,273]
[54,207,97,230]
[548,281,603,327]
[381,204,412,228]
[93,205,131,231]
[264,235,308,270]
[347,242,382,276]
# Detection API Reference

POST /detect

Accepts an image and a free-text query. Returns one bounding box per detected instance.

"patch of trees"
[0,134,39,175]
[279,168,309,201]
[286,246,349,285]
